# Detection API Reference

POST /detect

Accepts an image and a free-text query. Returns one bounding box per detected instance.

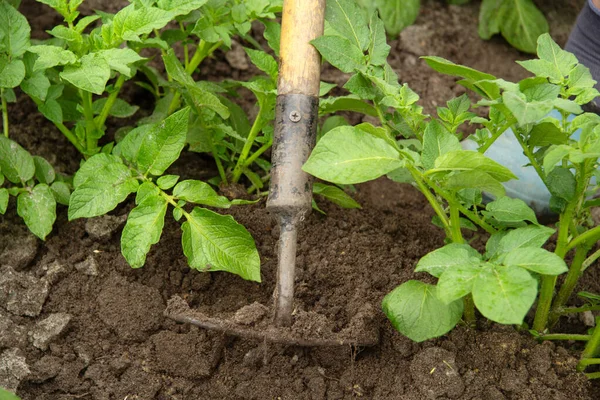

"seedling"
[68,107,261,281]
[304,0,600,355]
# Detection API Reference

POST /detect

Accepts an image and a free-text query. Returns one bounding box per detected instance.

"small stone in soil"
[29,313,72,350]
[0,266,49,317]
[232,302,268,326]
[224,40,249,70]
[74,255,99,276]
[84,214,127,241]
[0,348,30,391]
[0,231,39,270]
[42,260,67,285]
[410,347,465,399]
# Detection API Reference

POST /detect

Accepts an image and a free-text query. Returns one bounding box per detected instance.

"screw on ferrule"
[289,111,301,122]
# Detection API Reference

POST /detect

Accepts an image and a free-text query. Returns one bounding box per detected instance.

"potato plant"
[304,0,600,364]
[356,0,549,54]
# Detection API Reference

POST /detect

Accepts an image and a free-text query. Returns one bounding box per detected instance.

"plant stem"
[243,139,273,168]
[231,108,265,183]
[463,294,476,327]
[582,247,600,272]
[578,358,600,368]
[578,317,600,371]
[537,333,591,341]
[80,90,98,154]
[209,138,227,185]
[560,304,600,314]
[449,205,464,244]
[95,74,126,129]
[550,245,590,326]
[513,128,549,188]
[167,40,222,115]
[567,225,600,252]
[1,88,8,137]
[408,166,451,237]
[478,121,513,154]
[31,98,86,154]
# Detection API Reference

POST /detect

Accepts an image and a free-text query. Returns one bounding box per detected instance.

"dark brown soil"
[2,0,599,399]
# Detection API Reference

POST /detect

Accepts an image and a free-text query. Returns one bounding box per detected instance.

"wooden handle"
[278,0,326,97]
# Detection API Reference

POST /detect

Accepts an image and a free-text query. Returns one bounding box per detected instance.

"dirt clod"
[233,302,269,326]
[84,214,127,241]
[74,255,99,276]
[29,313,72,350]
[0,229,38,270]
[0,348,30,391]
[0,266,49,317]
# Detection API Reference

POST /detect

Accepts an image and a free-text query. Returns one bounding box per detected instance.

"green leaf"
[312,182,361,209]
[422,56,495,83]
[502,91,553,126]
[0,135,35,184]
[472,264,537,324]
[432,150,517,182]
[382,280,463,342]
[38,99,63,124]
[28,45,77,71]
[542,145,570,174]
[21,71,50,101]
[503,247,567,275]
[244,48,277,81]
[496,0,548,54]
[135,107,190,176]
[444,170,506,198]
[0,188,8,214]
[33,156,55,184]
[375,0,419,37]
[494,225,555,257]
[0,0,30,57]
[156,174,179,190]
[121,187,168,268]
[60,53,110,95]
[181,207,261,282]
[311,35,366,74]
[437,263,483,304]
[303,125,403,185]
[368,11,390,66]
[92,98,139,118]
[319,95,378,116]
[97,48,145,77]
[546,167,576,202]
[68,156,139,220]
[156,0,207,15]
[173,179,234,208]
[415,243,481,278]
[422,120,461,170]
[528,122,567,147]
[0,387,21,400]
[483,196,538,227]
[325,0,370,50]
[110,5,173,43]
[535,33,577,77]
[261,19,280,56]
[478,0,502,40]
[17,184,56,240]
[0,59,25,88]
[50,181,70,205]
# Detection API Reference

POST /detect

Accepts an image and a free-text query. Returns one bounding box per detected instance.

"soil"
[2,0,600,399]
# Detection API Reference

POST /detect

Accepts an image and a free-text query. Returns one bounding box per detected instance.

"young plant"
[355,0,548,54]
[304,0,600,346]
[0,0,31,137]
[0,135,71,240]
[23,0,196,156]
[67,107,261,281]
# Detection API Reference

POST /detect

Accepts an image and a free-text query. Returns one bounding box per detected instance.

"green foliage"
[356,0,548,54]
[68,108,260,281]
[306,3,600,343]
[0,135,67,239]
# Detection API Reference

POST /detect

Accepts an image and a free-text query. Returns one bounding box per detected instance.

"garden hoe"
[165,0,379,347]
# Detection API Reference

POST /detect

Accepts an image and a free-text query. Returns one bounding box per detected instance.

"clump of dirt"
[3,0,599,399]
